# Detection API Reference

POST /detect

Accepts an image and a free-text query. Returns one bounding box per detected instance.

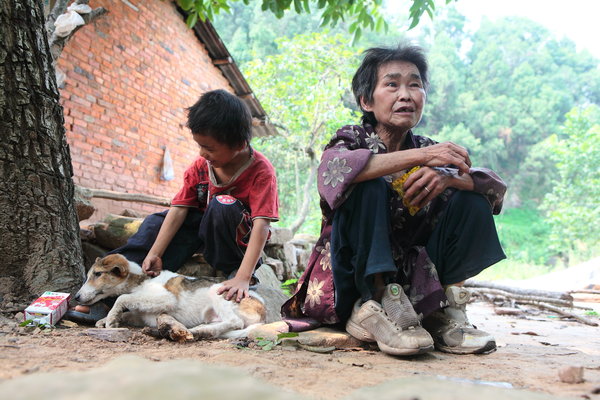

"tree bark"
[289,161,318,234]
[0,0,85,300]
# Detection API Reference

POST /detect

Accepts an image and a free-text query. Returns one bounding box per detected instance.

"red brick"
[57,0,236,219]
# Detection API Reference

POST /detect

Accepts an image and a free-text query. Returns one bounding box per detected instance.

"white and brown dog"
[74,254,267,340]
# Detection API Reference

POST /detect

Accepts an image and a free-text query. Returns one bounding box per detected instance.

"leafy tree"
[421,13,600,207]
[243,32,357,233]
[181,0,457,41]
[541,106,600,260]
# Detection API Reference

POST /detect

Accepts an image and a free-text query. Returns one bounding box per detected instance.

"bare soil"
[1,302,599,399]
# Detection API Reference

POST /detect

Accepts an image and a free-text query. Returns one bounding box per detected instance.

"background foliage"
[213,2,600,276]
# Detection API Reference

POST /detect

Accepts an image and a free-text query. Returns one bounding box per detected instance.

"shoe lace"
[372,305,403,332]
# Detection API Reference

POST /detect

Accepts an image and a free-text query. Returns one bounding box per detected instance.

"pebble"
[558,366,584,384]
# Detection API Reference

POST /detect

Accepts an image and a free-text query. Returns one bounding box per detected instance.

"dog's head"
[74,254,133,305]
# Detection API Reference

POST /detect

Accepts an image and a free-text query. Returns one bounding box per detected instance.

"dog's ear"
[95,257,101,263]
[110,264,127,278]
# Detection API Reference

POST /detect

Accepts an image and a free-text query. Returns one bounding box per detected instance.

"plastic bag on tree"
[67,3,92,13]
[161,147,175,181]
[54,11,85,37]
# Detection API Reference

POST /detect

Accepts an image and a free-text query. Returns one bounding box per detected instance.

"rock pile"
[80,210,315,284]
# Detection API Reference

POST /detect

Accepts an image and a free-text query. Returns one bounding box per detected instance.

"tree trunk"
[0,0,85,300]
[289,160,318,234]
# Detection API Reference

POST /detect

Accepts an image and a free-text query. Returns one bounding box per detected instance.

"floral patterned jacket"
[281,123,506,330]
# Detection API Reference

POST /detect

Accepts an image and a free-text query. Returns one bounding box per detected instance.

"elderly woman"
[282,44,506,356]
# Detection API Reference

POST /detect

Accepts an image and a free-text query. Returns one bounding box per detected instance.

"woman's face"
[361,60,426,132]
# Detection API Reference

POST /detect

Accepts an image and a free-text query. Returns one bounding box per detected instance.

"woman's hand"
[217,275,250,303]
[142,254,163,277]
[421,142,471,175]
[403,167,452,209]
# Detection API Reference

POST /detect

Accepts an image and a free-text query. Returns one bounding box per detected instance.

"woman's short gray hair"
[352,43,429,126]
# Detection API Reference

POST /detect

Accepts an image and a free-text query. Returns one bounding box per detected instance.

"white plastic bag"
[67,3,92,13]
[54,11,85,37]
[161,147,175,181]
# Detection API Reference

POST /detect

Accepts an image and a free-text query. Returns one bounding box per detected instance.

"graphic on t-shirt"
[216,195,237,205]
[196,183,208,205]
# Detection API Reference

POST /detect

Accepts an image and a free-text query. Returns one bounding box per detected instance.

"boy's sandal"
[63,302,110,325]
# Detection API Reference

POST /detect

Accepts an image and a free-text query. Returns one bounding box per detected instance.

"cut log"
[91,214,143,250]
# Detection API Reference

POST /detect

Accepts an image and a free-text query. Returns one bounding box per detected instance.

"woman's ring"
[424,186,431,193]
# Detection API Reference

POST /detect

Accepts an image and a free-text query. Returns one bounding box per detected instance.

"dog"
[74,254,268,340]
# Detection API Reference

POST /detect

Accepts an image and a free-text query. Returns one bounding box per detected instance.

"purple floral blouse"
[282,123,506,330]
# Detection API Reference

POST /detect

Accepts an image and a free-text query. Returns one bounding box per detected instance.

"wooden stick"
[533,302,598,327]
[470,288,575,308]
[465,280,573,301]
[77,186,171,207]
[569,289,600,295]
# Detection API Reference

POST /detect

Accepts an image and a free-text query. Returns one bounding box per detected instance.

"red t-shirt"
[171,149,279,221]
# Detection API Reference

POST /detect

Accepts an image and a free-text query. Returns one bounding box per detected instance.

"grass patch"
[476,259,555,281]
[494,206,555,266]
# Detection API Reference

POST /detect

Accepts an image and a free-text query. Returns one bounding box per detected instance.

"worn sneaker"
[346,284,433,356]
[423,286,496,354]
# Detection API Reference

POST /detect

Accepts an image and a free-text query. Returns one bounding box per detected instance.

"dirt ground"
[1,301,599,399]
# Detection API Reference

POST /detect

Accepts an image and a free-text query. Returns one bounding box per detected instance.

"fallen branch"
[471,287,598,326]
[465,280,573,301]
[470,287,585,309]
[569,289,600,295]
[533,302,598,327]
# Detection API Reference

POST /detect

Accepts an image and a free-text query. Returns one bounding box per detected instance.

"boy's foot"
[63,302,110,325]
[346,285,433,356]
[422,286,496,354]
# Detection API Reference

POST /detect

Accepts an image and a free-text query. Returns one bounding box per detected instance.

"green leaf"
[262,343,274,351]
[186,12,198,27]
[178,0,195,11]
[293,0,302,14]
[277,332,299,340]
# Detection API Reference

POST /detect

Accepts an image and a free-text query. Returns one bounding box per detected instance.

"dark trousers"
[108,197,256,275]
[330,178,505,319]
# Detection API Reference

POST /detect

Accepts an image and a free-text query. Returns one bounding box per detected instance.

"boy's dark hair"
[352,43,429,127]
[186,89,252,147]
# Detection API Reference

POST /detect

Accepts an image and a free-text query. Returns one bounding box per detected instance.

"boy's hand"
[142,255,163,277]
[217,276,250,302]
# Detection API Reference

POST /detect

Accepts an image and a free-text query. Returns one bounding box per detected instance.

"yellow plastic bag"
[391,166,421,216]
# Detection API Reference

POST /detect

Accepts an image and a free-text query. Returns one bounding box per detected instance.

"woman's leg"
[425,191,505,285]
[423,190,504,354]
[331,178,433,355]
[330,178,397,319]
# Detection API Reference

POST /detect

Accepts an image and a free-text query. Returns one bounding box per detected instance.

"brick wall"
[57,0,234,221]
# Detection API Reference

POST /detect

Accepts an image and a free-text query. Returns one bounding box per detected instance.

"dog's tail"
[220,323,262,339]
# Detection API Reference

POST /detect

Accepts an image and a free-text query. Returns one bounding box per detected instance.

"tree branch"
[47,0,108,64]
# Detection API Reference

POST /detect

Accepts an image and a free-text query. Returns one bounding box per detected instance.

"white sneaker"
[346,284,433,356]
[423,286,496,354]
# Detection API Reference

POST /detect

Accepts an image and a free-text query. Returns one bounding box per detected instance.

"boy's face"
[192,134,246,169]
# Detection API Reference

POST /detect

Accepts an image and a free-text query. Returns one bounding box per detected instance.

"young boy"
[69,90,279,321]
[138,89,279,301]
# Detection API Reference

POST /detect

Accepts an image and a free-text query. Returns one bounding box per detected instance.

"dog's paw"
[191,327,215,340]
[95,318,107,328]
[104,317,121,328]
[157,314,193,343]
